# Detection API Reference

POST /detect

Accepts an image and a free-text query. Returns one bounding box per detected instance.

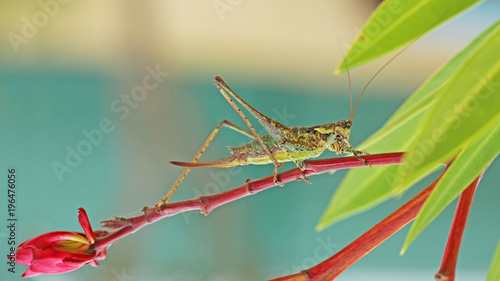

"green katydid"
[156,52,402,207]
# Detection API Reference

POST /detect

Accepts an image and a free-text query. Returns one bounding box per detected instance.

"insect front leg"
[343,139,370,166]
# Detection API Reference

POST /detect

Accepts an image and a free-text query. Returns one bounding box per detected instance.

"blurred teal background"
[1,1,499,280]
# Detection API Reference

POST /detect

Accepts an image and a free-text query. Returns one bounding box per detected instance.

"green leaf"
[317,20,500,230]
[317,113,422,230]
[317,165,398,231]
[396,20,500,194]
[336,0,484,73]
[369,19,495,139]
[487,240,500,281]
[401,116,500,253]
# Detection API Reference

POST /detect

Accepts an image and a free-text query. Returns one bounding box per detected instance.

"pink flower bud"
[14,208,108,277]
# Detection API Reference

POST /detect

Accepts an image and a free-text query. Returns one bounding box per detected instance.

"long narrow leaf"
[368,19,497,141]
[487,241,500,281]
[336,0,483,73]
[317,165,399,231]
[317,20,500,230]
[402,116,500,253]
[396,20,500,194]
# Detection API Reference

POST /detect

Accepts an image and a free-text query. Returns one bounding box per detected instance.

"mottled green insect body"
[156,47,407,207]
[171,120,357,168]
[156,74,374,207]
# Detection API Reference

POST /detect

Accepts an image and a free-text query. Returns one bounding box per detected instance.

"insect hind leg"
[155,119,254,210]
[214,76,288,187]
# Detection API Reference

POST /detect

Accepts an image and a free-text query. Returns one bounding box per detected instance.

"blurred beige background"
[1,0,464,92]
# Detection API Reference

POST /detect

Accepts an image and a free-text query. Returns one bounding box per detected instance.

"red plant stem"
[271,166,488,281]
[94,153,403,251]
[269,166,448,281]
[435,169,486,281]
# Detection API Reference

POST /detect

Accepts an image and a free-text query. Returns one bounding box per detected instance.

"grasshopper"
[156,53,401,207]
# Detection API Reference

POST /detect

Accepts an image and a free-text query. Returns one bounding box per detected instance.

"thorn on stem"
[434,272,449,281]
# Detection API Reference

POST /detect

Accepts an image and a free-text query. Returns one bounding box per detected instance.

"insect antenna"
[337,41,353,122]
[345,56,353,121]
[350,46,409,125]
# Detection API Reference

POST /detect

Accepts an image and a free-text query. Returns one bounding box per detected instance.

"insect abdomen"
[170,155,239,168]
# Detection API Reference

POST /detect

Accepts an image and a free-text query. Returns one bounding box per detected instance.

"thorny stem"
[95,153,403,250]
[435,168,486,281]
[93,152,487,281]
[269,165,488,281]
